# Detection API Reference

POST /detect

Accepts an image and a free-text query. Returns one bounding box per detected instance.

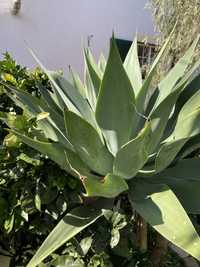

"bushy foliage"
[0,54,83,265]
[148,0,200,76]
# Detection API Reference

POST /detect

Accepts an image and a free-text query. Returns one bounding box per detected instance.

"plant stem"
[137,215,148,252]
[151,233,168,267]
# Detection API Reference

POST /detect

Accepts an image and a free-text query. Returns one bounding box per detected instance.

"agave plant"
[1,32,200,266]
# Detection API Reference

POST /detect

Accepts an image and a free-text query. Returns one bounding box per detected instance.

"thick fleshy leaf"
[129,181,200,261]
[114,121,152,179]
[27,206,103,267]
[11,129,92,178]
[29,49,80,115]
[65,111,113,175]
[179,134,200,159]
[84,62,97,110]
[38,82,63,115]
[30,50,103,142]
[98,53,106,73]
[172,73,200,118]
[154,35,200,109]
[83,173,128,198]
[95,37,136,155]
[156,89,200,171]
[149,56,200,155]
[49,71,98,127]
[135,33,172,116]
[130,34,173,137]
[162,181,200,214]
[84,48,102,95]
[2,82,73,150]
[70,68,87,99]
[155,158,200,181]
[29,49,98,130]
[148,159,200,214]
[148,86,184,154]
[124,36,142,96]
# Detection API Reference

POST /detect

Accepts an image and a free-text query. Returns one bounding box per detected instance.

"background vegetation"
[148,0,200,74]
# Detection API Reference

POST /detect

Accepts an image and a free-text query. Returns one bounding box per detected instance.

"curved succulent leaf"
[149,86,185,153]
[2,83,74,150]
[172,72,200,117]
[160,158,200,180]
[124,36,142,96]
[129,181,200,261]
[70,68,87,99]
[65,111,113,175]
[156,89,200,171]
[179,135,200,159]
[114,121,152,179]
[147,159,200,214]
[96,37,136,155]
[154,35,200,109]
[135,32,172,117]
[98,53,106,73]
[83,173,128,198]
[27,206,103,267]
[29,49,80,115]
[38,82,63,115]
[49,72,98,127]
[84,48,102,95]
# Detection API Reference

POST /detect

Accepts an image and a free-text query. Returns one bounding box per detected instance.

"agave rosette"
[1,33,200,266]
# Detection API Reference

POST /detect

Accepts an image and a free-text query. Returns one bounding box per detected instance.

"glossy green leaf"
[80,236,93,256]
[110,228,120,248]
[17,153,41,166]
[129,181,200,261]
[83,173,128,198]
[3,133,19,148]
[96,37,136,155]
[124,36,142,96]
[4,214,14,234]
[114,121,152,179]
[27,206,102,267]
[0,112,27,130]
[154,35,200,109]
[10,130,70,172]
[65,111,113,175]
